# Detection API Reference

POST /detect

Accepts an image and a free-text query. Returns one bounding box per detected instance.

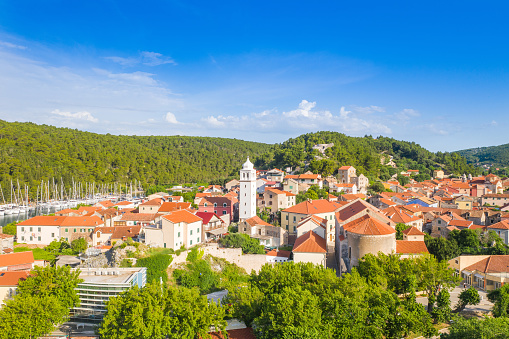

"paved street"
[416,286,493,313]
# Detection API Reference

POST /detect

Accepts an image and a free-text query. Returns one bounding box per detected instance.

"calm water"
[0,206,59,227]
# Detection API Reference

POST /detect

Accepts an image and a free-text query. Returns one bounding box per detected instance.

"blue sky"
[0,1,507,152]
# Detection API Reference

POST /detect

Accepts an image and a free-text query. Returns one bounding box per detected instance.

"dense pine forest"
[0,122,480,200]
[254,131,480,181]
[457,143,509,169]
[0,120,270,198]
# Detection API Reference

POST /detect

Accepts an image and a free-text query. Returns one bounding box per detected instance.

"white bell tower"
[239,157,256,221]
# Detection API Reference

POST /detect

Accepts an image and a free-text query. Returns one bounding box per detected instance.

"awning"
[474,273,484,279]
[206,227,228,236]
[462,271,472,276]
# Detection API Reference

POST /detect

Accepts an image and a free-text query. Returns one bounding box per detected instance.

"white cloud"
[165,112,179,124]
[351,105,386,114]
[105,51,176,67]
[51,109,98,123]
[283,100,319,118]
[0,41,27,50]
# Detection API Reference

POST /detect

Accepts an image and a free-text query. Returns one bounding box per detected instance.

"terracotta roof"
[379,198,396,206]
[446,226,460,231]
[402,226,425,236]
[0,271,30,286]
[336,200,391,224]
[0,251,34,267]
[292,231,327,253]
[383,206,422,224]
[244,216,273,227]
[115,201,134,206]
[121,213,160,222]
[60,216,103,227]
[284,175,299,179]
[195,193,211,198]
[464,255,509,273]
[470,224,487,230]
[283,199,342,215]
[339,166,354,170]
[140,198,163,206]
[163,210,202,224]
[18,216,103,227]
[111,226,141,240]
[449,220,473,228]
[299,174,320,179]
[0,233,14,239]
[344,215,396,236]
[199,196,232,207]
[195,212,222,225]
[297,215,327,229]
[55,208,77,215]
[266,249,291,258]
[266,188,296,197]
[483,194,509,198]
[488,220,509,230]
[97,200,115,208]
[342,193,366,201]
[77,206,102,214]
[92,227,116,235]
[396,240,429,254]
[158,201,192,212]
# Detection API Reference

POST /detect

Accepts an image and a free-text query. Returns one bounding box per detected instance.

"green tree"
[488,284,509,317]
[369,181,386,194]
[432,289,451,323]
[2,221,17,235]
[219,233,265,254]
[395,223,407,240]
[97,283,226,339]
[71,237,88,254]
[17,265,82,309]
[136,254,172,283]
[424,236,460,262]
[455,286,480,313]
[0,294,68,339]
[442,316,509,338]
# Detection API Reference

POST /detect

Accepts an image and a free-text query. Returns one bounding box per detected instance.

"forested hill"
[254,131,479,181]
[0,120,270,190]
[456,143,509,168]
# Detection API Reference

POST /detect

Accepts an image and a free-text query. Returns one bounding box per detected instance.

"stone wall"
[170,243,270,273]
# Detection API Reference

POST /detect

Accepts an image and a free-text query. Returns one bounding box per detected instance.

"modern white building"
[239,157,257,221]
[70,267,147,322]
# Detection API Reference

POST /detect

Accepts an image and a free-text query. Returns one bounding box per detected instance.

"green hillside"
[0,120,270,197]
[456,143,509,169]
[254,131,479,181]
[0,122,480,200]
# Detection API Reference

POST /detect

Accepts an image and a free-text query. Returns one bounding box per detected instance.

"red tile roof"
[464,255,509,273]
[195,212,221,225]
[0,271,30,286]
[111,226,141,240]
[244,216,273,227]
[97,200,115,208]
[163,210,202,224]
[297,215,327,229]
[266,249,291,258]
[18,216,103,227]
[121,213,160,222]
[0,233,14,239]
[449,220,474,228]
[284,199,342,215]
[343,215,396,236]
[488,220,509,230]
[396,240,429,254]
[293,231,327,253]
[158,201,191,212]
[0,251,34,267]
[402,226,425,236]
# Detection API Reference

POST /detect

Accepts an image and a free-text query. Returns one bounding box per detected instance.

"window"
[178,232,181,237]
[190,230,193,235]
[293,226,296,232]
[197,228,199,233]
[289,186,293,189]
[30,236,33,241]
[51,233,55,237]
[21,236,24,241]
[214,203,217,207]
[293,216,296,222]
[204,203,208,207]
[164,243,166,248]
[74,229,77,232]
[286,215,288,220]
[438,220,441,225]
[38,227,41,232]
[222,211,227,215]
[65,228,68,232]
[214,210,217,214]
[223,203,227,207]
[37,236,41,241]
[190,240,193,245]
[21,227,24,231]
[197,238,200,243]
[30,227,33,232]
